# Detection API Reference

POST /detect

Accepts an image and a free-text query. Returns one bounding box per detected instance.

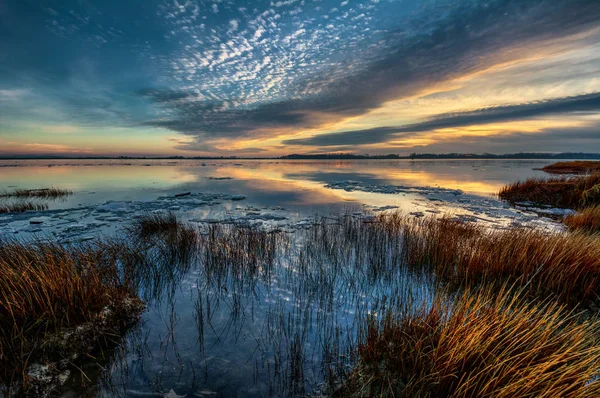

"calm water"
[0,159,560,397]
[0,158,553,210]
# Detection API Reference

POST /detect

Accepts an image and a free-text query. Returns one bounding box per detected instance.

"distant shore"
[2,152,600,161]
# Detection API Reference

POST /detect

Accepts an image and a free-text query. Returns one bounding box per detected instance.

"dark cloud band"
[283,92,600,146]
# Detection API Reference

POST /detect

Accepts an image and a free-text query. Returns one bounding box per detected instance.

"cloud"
[283,92,600,146]
[406,122,600,154]
[137,88,195,103]
[142,0,600,147]
[170,137,268,154]
[0,140,90,155]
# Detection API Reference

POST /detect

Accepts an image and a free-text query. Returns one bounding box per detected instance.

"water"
[0,159,561,397]
[0,158,552,209]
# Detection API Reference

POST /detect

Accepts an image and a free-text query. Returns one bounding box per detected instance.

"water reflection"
[59,216,437,397]
[0,159,553,213]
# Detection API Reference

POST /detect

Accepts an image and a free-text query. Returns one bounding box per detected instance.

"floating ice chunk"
[96,201,132,213]
[372,205,399,212]
[29,217,50,225]
[535,208,577,216]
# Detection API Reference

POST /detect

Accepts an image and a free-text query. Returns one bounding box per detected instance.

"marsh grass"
[130,212,181,238]
[498,173,600,209]
[129,212,199,266]
[564,206,600,233]
[0,201,48,213]
[401,215,600,305]
[0,239,145,392]
[542,161,600,175]
[0,187,73,199]
[306,213,600,305]
[8,209,600,396]
[201,223,284,277]
[339,287,600,397]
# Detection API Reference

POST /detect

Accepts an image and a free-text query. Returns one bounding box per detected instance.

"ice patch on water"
[0,191,298,242]
[325,180,563,231]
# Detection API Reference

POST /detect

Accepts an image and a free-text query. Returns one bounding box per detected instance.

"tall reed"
[340,286,600,397]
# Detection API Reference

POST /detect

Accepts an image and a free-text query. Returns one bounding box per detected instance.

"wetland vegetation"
[0,187,73,200]
[0,202,49,214]
[498,173,600,209]
[5,208,600,396]
[541,160,600,175]
[0,187,72,214]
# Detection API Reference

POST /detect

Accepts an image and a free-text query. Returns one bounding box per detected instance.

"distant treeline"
[282,152,600,160]
[3,152,600,160]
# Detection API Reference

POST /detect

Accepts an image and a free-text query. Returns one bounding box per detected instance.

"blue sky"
[1,0,599,156]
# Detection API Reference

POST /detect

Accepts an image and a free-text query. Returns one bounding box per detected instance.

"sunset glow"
[1,0,599,156]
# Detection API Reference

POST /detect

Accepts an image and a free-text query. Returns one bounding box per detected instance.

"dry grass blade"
[340,287,600,397]
[402,215,600,305]
[128,212,199,265]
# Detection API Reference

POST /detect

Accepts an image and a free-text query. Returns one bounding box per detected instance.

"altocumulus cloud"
[140,0,600,147]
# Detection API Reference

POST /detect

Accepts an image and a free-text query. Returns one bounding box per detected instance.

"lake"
[0,159,565,397]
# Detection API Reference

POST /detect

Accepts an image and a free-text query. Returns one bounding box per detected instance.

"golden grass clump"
[340,287,600,398]
[542,161,600,175]
[498,173,600,209]
[404,215,600,305]
[564,206,600,233]
[0,187,73,199]
[0,239,143,390]
[0,202,48,213]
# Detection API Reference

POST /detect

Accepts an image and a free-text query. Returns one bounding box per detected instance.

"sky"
[1,0,599,157]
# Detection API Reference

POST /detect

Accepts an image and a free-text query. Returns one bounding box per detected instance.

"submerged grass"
[340,286,600,397]
[541,161,600,175]
[564,206,600,233]
[0,187,73,199]
[498,173,600,209]
[0,202,49,213]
